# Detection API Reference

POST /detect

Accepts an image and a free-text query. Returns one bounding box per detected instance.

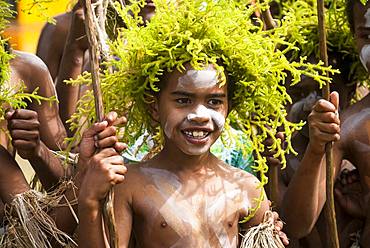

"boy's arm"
[239,174,289,245]
[77,148,128,247]
[241,175,270,228]
[74,112,129,247]
[0,145,31,204]
[48,112,126,237]
[282,92,341,239]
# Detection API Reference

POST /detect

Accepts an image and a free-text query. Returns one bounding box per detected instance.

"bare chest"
[130,169,248,248]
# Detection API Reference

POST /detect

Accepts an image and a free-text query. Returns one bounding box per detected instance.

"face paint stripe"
[178,69,218,89]
[187,105,225,130]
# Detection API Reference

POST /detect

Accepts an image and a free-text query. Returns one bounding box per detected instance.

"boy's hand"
[78,111,127,206]
[307,92,340,155]
[5,109,41,159]
[79,147,127,207]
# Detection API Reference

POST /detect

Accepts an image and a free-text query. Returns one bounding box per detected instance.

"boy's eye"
[208,99,223,106]
[176,98,191,104]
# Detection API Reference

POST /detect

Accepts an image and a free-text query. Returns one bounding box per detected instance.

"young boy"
[77,63,281,247]
[70,0,337,246]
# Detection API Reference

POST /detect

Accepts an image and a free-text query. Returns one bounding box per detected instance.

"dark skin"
[1,50,67,152]
[36,10,74,81]
[37,1,155,135]
[283,52,355,190]
[0,50,67,223]
[282,2,370,246]
[0,145,31,221]
[352,0,370,72]
[282,92,341,239]
[283,92,370,247]
[78,64,287,247]
[334,167,365,248]
[281,53,357,247]
[49,112,127,237]
[0,110,126,236]
[55,3,91,135]
[5,109,69,190]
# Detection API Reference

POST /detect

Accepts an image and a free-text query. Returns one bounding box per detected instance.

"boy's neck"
[156,142,216,174]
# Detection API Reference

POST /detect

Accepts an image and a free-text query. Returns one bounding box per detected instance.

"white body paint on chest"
[141,167,241,247]
[178,69,218,88]
[187,105,225,130]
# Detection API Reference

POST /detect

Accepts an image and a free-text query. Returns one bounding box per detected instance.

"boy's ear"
[148,97,160,122]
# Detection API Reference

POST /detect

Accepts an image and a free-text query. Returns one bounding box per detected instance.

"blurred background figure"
[3,0,73,53]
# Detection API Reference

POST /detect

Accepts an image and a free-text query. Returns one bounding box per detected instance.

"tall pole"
[317,1,339,247]
[83,1,119,247]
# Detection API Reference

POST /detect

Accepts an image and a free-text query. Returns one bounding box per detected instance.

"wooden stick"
[317,1,339,247]
[261,6,277,30]
[83,1,119,247]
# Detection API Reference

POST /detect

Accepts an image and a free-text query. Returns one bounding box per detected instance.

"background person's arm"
[282,92,341,239]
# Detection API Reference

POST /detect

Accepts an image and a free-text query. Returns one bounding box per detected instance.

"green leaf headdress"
[69,0,336,184]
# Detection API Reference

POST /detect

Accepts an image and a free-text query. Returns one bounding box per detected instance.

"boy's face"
[155,64,228,156]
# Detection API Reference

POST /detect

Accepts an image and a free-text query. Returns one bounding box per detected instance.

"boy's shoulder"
[115,161,157,189]
[217,158,259,186]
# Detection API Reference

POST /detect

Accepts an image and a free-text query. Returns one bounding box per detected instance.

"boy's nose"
[187,105,211,123]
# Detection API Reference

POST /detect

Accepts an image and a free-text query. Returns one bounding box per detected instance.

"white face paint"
[364,8,370,28]
[187,105,225,130]
[360,8,370,71]
[360,44,370,72]
[178,68,218,89]
[164,120,173,139]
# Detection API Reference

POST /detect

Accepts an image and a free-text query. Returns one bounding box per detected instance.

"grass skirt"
[0,180,77,247]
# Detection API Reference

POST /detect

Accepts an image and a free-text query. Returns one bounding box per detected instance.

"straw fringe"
[0,180,77,248]
[240,210,285,248]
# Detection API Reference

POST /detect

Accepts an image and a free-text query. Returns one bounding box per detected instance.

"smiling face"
[154,64,228,156]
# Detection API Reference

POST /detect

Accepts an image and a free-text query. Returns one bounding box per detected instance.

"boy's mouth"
[182,130,210,139]
[180,128,213,145]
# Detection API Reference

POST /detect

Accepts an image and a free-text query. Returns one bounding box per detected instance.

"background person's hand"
[6,109,41,159]
[307,91,340,155]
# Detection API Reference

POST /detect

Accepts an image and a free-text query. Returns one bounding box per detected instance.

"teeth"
[184,130,209,138]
